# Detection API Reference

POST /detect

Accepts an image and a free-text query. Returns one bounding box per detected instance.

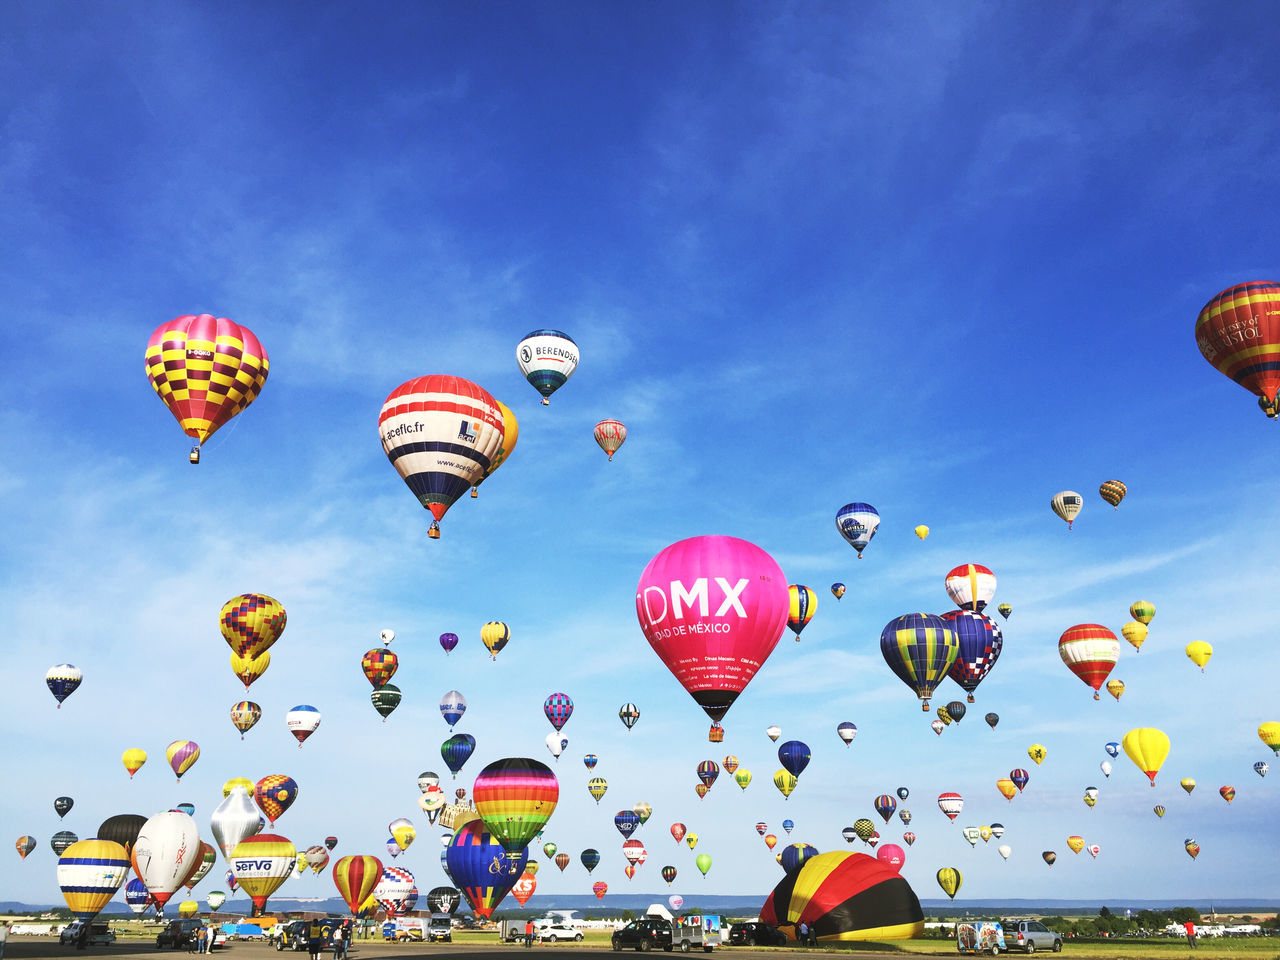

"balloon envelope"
[761,851,924,940]
[58,840,130,920]
[133,812,201,912]
[231,834,296,916]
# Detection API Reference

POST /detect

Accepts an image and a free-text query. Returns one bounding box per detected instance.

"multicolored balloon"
[58,839,130,920]
[231,701,261,739]
[1050,491,1083,528]
[253,775,299,825]
[472,758,559,855]
[286,705,321,746]
[1058,624,1121,700]
[220,593,287,661]
[231,834,296,916]
[942,611,1003,703]
[371,684,402,720]
[45,664,82,707]
[787,585,817,641]
[831,583,846,600]
[1195,282,1280,414]
[165,740,200,782]
[944,564,996,612]
[879,613,959,711]
[441,734,477,779]
[1099,480,1127,508]
[544,693,573,731]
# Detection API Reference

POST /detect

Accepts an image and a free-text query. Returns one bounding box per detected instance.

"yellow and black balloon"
[759,851,924,942]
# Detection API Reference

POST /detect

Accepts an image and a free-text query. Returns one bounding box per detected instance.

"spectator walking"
[308,920,325,960]
[1184,920,1196,949]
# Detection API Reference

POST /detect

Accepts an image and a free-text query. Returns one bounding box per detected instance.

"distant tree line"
[928,907,1279,939]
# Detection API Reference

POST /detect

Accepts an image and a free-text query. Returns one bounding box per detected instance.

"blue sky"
[3,1,1279,911]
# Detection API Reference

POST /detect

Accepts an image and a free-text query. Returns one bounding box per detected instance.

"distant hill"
[5,894,1276,919]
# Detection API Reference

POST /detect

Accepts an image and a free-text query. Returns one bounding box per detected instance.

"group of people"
[185,923,215,953]
[307,919,352,960]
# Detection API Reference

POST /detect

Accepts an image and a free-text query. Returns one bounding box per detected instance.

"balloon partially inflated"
[635,536,789,723]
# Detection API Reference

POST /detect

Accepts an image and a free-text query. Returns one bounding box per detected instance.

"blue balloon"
[439,691,467,730]
[441,733,476,778]
[583,754,598,770]
[444,819,526,918]
[125,877,149,913]
[779,842,819,876]
[580,848,600,873]
[1104,741,1120,759]
[614,810,641,839]
[781,819,794,834]
[777,740,811,778]
[941,610,1004,703]
[175,803,195,817]
[835,502,880,557]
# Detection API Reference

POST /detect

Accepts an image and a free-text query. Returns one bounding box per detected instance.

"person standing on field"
[1184,920,1196,948]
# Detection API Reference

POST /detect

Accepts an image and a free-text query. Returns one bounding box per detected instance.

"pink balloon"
[636,536,789,722]
[876,843,906,871]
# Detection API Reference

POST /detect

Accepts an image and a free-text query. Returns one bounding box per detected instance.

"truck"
[671,915,725,953]
[427,914,453,942]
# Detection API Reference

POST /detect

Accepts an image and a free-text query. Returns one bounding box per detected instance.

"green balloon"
[695,853,712,876]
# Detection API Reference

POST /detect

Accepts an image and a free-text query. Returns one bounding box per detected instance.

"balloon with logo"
[144,314,269,462]
[185,841,217,889]
[254,775,298,826]
[875,843,905,872]
[1121,621,1148,652]
[52,831,78,856]
[517,329,579,404]
[133,811,202,914]
[437,690,467,730]
[593,419,627,460]
[230,701,261,739]
[835,502,881,558]
[206,890,225,911]
[614,811,641,840]
[15,836,36,860]
[636,535,789,725]
[230,834,296,917]
[1050,491,1083,528]
[1106,679,1125,701]
[380,375,504,538]
[942,610,1003,703]
[305,845,330,875]
[937,792,963,821]
[898,809,912,825]
[286,705,321,747]
[734,768,752,790]
[375,866,418,916]
[587,778,608,804]
[446,819,527,919]
[1186,641,1213,671]
[774,769,798,799]
[1122,728,1170,786]
[46,664,82,708]
[1058,624,1120,700]
[936,866,962,900]
[1195,282,1280,414]
[441,734,476,779]
[619,703,640,730]
[778,741,811,779]
[58,839,130,920]
[511,871,537,907]
[481,622,510,660]
[388,818,416,853]
[121,877,149,914]
[1255,761,1269,778]
[471,400,519,497]
[880,613,959,711]
[787,585,818,641]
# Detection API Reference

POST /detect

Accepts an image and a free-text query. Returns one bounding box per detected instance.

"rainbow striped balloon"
[472,758,559,855]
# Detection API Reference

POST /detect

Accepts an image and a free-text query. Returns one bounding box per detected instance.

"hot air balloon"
[133,811,201,914]
[1099,480,1127,508]
[873,795,897,823]
[914,525,930,540]
[836,722,857,745]
[593,419,627,460]
[1121,621,1148,652]
[1028,744,1046,765]
[1058,624,1120,700]
[831,583,846,600]
[554,853,570,871]
[386,838,401,859]
[669,824,688,845]
[614,811,641,840]
[766,724,782,741]
[473,758,559,857]
[1106,679,1125,701]
[380,375,504,538]
[996,603,1012,619]
[1195,282,1280,414]
[375,866,419,916]
[636,536,789,724]
[389,818,416,852]
[731,767,751,790]
[587,778,608,803]
[206,890,225,911]
[372,684,402,720]
[835,502,880,558]
[763,834,776,850]
[15,836,36,860]
[633,802,653,825]
[125,877,151,914]
[1066,836,1085,855]
[1128,601,1155,626]
[1186,641,1214,671]
[363,648,398,688]
[944,564,996,612]
[1220,785,1236,803]
[695,854,712,877]
[582,754,599,771]
[931,719,944,735]
[232,834,296,916]
[186,842,216,890]
[481,621,510,659]
[778,741,811,779]
[902,832,917,847]
[997,845,1011,860]
[851,820,876,843]
[937,705,952,727]
[1185,839,1200,860]
[880,613,959,711]
[942,610,1003,703]
[774,769,798,799]
[1123,728,1170,786]
[230,701,261,739]
[211,786,261,861]
[58,839,130,920]
[230,649,271,690]
[254,775,298,825]
[1255,761,1269,777]
[1010,769,1030,793]
[1261,722,1280,755]
[897,787,909,800]
[165,741,200,782]
[618,702,641,730]
[780,843,819,877]
[438,632,459,655]
[545,732,568,759]
[936,867,962,900]
[446,819,527,918]
[945,701,967,723]
[517,330,579,404]
[543,693,573,731]
[441,734,476,779]
[996,779,1016,802]
[786,585,818,642]
[958,826,978,847]
[439,690,467,729]
[471,400,518,497]
[593,881,608,900]
[51,831,78,856]
[985,712,999,730]
[306,845,331,875]
[937,792,963,820]
[220,593,286,661]
[1181,778,1197,794]
[286,705,321,746]
[581,848,601,873]
[1042,851,1057,866]
[332,855,382,915]
[46,664,82,708]
[898,809,911,825]
[121,747,147,778]
[1104,741,1119,758]
[622,839,647,867]
[144,314,269,462]
[1050,491,1083,528]
[51,796,73,819]
[1101,760,1113,778]
[511,871,537,906]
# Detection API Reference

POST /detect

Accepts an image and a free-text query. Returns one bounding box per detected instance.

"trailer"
[671,915,724,953]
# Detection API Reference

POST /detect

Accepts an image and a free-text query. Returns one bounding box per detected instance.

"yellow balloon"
[223,777,254,799]
[1181,778,1196,794]
[1066,836,1085,854]
[996,778,1017,801]
[936,867,962,899]
[1185,641,1213,671]
[1028,744,1047,765]
[773,769,798,799]
[1120,621,1148,652]
[685,832,698,850]
[57,839,130,919]
[392,823,416,851]
[121,748,147,779]
[914,525,930,540]
[978,825,992,842]
[472,401,519,497]
[1083,795,1097,808]
[230,649,271,689]
[1129,600,1155,625]
[1260,722,1280,756]
[1106,679,1125,701]
[178,901,199,919]
[1122,728,1170,787]
[481,621,510,660]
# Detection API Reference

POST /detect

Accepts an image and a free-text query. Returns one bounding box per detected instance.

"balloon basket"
[428,523,441,540]
[471,488,478,498]
[189,445,201,464]
[541,398,550,405]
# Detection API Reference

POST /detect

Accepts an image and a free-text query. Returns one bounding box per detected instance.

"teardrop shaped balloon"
[231,834,296,916]
[380,375,504,538]
[472,757,560,855]
[253,775,299,825]
[587,778,608,803]
[695,853,712,877]
[880,613,959,711]
[837,722,857,745]
[937,792,963,820]
[1066,836,1085,854]
[635,536,789,723]
[58,839,130,920]
[517,329,579,404]
[1181,778,1196,794]
[942,610,1003,703]
[1130,600,1156,625]
[1028,744,1047,764]
[1260,722,1280,755]
[439,690,467,729]
[1042,851,1057,866]
[472,400,518,496]
[873,795,897,824]
[985,712,999,730]
[931,719,945,735]
[619,703,640,729]
[1099,480,1127,508]
[441,734,476,779]
[220,594,287,661]
[133,812,201,914]
[786,584,817,641]
[555,852,570,871]
[766,724,781,742]
[580,848,601,873]
[1153,804,1165,818]
[1122,728,1170,786]
[144,315,269,460]
[121,748,147,779]
[835,502,880,558]
[1120,621,1148,652]
[996,779,1016,802]
[936,867,962,899]
[286,705,321,746]
[944,564,997,612]
[1185,641,1214,671]
[54,796,73,819]
[593,881,608,899]
[614,811,641,839]
[831,583,846,600]
[1185,839,1200,860]
[1050,491,1083,528]
[46,663,83,708]
[593,419,627,460]
[914,525,930,540]
[165,741,200,782]
[363,648,399,688]
[1219,785,1236,803]
[1104,741,1119,759]
[773,769,797,799]
[1010,769,1029,792]
[997,604,1012,620]
[1058,624,1120,700]
[333,855,384,915]
[230,701,262,739]
[544,732,568,759]
[1255,761,1269,777]
[1106,679,1125,701]
[481,622,510,660]
[15,836,36,859]
[734,768,752,790]
[439,632,459,654]
[543,693,574,731]
[997,844,1011,860]
[1194,282,1280,413]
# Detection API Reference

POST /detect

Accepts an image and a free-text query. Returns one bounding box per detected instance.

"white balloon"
[134,811,202,913]
[545,731,568,758]
[998,844,1011,860]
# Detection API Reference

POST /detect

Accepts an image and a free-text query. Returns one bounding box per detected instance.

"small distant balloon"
[1099,480,1127,508]
[831,583,846,600]
[1050,491,1083,528]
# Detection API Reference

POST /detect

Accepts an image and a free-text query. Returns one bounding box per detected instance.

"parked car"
[612,917,673,952]
[1001,920,1062,953]
[274,920,310,951]
[728,922,787,947]
[427,915,453,942]
[60,921,116,947]
[157,919,202,950]
[540,923,584,942]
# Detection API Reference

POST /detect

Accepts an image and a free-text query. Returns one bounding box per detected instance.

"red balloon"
[593,881,608,900]
[511,872,536,907]
[1196,282,1280,412]
[635,536,789,722]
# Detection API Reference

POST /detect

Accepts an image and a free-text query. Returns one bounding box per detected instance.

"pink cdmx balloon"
[876,843,906,872]
[635,535,789,723]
